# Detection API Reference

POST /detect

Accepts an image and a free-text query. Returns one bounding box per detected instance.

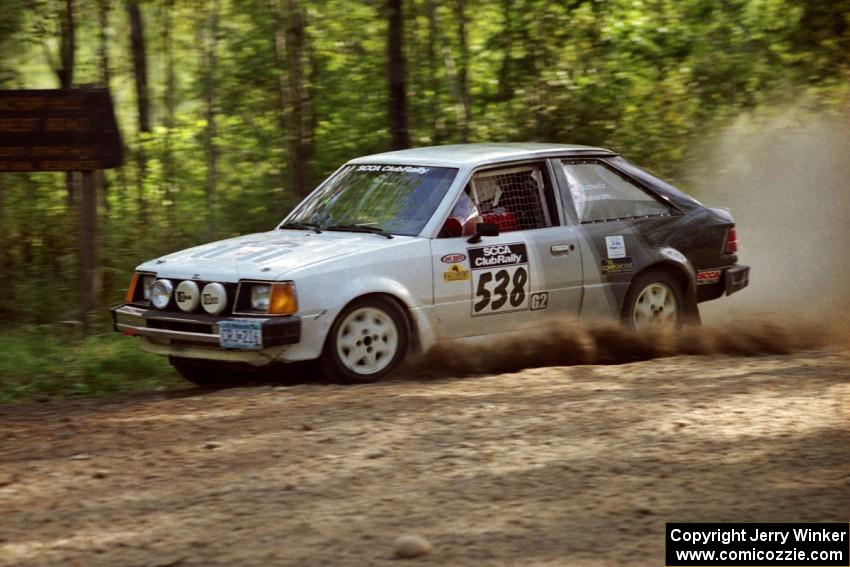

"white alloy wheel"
[335,306,399,375]
[632,281,679,331]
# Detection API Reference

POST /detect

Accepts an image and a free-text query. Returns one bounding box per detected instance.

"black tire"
[621,269,686,333]
[319,296,410,384]
[169,357,247,388]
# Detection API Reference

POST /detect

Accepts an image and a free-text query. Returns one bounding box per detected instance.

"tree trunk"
[59,0,75,89]
[59,0,76,206]
[0,177,7,300]
[203,2,220,239]
[272,0,292,197]
[127,2,150,134]
[97,0,110,87]
[273,0,314,199]
[425,0,445,143]
[127,0,150,218]
[387,0,410,149]
[163,0,176,226]
[290,0,314,198]
[495,0,514,102]
[97,0,111,210]
[79,172,98,332]
[454,0,471,142]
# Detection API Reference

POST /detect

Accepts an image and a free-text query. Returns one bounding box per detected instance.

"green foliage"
[0,330,181,403]
[0,0,848,329]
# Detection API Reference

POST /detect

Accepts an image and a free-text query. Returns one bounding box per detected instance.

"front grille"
[147,319,215,335]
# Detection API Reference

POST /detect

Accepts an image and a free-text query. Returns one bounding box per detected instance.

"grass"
[0,328,184,404]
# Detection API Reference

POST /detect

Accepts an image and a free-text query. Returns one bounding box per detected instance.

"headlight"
[201,282,228,315]
[150,279,173,309]
[175,280,200,312]
[251,285,271,311]
[124,272,157,304]
[142,275,155,301]
[242,281,297,315]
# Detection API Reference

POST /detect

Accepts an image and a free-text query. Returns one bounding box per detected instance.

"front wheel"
[622,271,685,334]
[319,297,409,384]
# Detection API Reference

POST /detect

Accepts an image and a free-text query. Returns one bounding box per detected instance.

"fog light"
[151,279,173,309]
[201,282,228,315]
[175,280,200,312]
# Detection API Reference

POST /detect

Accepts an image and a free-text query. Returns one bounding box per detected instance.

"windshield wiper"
[279,222,322,234]
[322,223,394,239]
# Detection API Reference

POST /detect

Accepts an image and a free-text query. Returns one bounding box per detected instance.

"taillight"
[724,227,738,255]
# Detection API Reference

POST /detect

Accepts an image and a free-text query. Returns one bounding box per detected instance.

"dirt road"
[1,350,849,566]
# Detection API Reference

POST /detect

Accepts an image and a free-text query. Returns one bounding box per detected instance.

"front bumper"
[110,304,301,348]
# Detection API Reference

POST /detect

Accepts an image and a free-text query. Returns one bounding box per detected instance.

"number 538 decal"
[468,243,531,316]
[473,266,529,314]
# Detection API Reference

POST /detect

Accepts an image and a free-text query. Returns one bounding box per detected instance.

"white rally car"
[113,143,748,385]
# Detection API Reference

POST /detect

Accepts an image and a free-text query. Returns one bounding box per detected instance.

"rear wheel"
[622,270,685,333]
[169,357,247,388]
[319,297,409,384]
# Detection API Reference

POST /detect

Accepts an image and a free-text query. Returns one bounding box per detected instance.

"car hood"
[137,229,411,282]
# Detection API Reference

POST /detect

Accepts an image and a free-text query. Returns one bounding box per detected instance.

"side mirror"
[466,222,499,244]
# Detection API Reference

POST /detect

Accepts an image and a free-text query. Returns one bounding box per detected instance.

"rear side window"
[561,161,671,223]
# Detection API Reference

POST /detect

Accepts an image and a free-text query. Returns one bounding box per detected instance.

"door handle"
[550,243,574,255]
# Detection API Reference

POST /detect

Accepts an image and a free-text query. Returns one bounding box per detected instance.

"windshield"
[285,164,458,236]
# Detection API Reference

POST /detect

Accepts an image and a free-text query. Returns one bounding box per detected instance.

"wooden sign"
[0,88,123,172]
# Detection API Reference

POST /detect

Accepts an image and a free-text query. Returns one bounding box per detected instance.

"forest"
[0,0,848,328]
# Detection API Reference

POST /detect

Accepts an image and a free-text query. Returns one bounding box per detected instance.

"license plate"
[219,320,263,350]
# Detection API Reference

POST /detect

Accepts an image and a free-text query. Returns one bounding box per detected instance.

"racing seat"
[481,206,519,232]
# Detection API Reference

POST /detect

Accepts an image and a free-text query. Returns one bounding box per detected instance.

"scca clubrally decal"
[467,243,530,316]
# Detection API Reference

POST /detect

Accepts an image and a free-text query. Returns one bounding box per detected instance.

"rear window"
[561,161,671,222]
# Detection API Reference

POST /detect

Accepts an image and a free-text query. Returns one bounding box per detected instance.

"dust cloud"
[422,317,828,376]
[691,105,850,332]
[420,106,850,375]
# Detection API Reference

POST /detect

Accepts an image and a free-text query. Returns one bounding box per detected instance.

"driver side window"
[439,163,558,238]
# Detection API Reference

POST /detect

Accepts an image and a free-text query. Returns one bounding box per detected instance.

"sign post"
[0,88,124,331]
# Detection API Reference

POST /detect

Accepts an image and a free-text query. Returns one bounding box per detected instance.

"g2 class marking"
[529,292,549,311]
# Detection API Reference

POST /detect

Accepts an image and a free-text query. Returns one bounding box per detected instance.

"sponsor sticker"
[697,269,722,285]
[601,257,634,274]
[605,235,626,258]
[529,292,549,311]
[441,253,467,264]
[443,264,470,282]
[467,243,531,316]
